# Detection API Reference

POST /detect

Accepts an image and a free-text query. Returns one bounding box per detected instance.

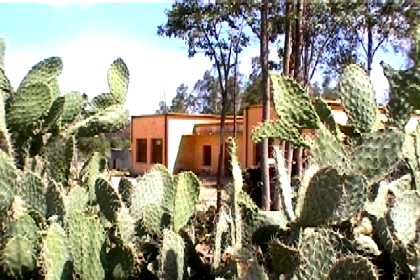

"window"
[136,139,147,163]
[202,145,211,166]
[151,139,163,164]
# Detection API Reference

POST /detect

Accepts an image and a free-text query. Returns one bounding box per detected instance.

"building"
[130,101,418,176]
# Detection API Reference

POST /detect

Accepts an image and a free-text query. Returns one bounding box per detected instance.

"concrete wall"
[131,115,166,175]
[167,117,220,173]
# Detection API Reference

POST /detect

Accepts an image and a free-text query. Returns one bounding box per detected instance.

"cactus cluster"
[246,60,420,279]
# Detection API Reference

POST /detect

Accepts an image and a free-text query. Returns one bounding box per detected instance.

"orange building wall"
[243,105,277,169]
[131,115,166,174]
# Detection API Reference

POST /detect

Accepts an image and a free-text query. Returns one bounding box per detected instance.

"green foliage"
[95,177,122,222]
[327,256,378,280]
[161,229,185,280]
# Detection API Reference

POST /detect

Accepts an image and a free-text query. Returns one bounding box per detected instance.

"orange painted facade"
[130,113,244,175]
[130,100,418,176]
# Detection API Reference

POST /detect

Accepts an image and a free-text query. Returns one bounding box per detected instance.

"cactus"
[45,179,65,219]
[19,171,47,216]
[349,130,404,184]
[130,165,200,234]
[107,58,129,105]
[105,243,135,280]
[80,152,106,202]
[61,91,84,124]
[269,240,299,275]
[65,186,88,216]
[251,119,308,147]
[41,223,72,280]
[95,177,122,222]
[271,73,319,129]
[118,177,133,207]
[0,235,37,278]
[43,136,75,185]
[338,64,377,133]
[161,229,185,280]
[18,57,62,91]
[327,255,378,280]
[7,82,53,130]
[66,211,106,280]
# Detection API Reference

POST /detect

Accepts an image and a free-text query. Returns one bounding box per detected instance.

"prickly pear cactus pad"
[73,105,128,137]
[0,150,18,214]
[105,243,135,280]
[7,83,52,130]
[61,91,84,124]
[43,136,75,185]
[108,58,129,104]
[295,228,338,280]
[45,180,65,219]
[171,172,200,232]
[297,167,343,226]
[338,64,377,133]
[270,73,320,129]
[18,57,63,90]
[310,123,346,169]
[19,171,47,215]
[350,130,404,183]
[269,240,299,275]
[0,93,12,154]
[387,191,420,248]
[42,223,71,280]
[251,119,308,147]
[95,177,122,222]
[66,211,105,280]
[80,152,106,202]
[118,177,133,207]
[0,235,36,278]
[161,229,185,280]
[64,186,88,216]
[327,255,378,280]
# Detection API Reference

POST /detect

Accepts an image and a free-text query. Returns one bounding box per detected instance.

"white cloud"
[4,32,212,115]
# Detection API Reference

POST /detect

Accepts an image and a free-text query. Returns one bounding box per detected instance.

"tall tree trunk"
[366,1,374,76]
[260,0,271,210]
[293,0,304,81]
[216,91,227,210]
[233,51,239,138]
[283,0,292,76]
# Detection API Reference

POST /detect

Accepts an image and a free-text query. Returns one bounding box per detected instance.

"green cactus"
[387,191,420,248]
[349,130,404,184]
[7,82,52,130]
[0,93,12,154]
[41,223,72,280]
[161,229,185,280]
[45,179,65,219]
[327,255,378,280]
[130,165,200,234]
[297,167,343,226]
[271,73,320,129]
[295,228,338,280]
[0,150,18,215]
[80,151,106,202]
[66,211,106,280]
[310,123,346,169]
[72,105,128,137]
[61,91,85,124]
[108,58,129,105]
[338,64,377,133]
[115,206,135,244]
[95,177,122,222]
[19,171,47,216]
[43,96,64,132]
[43,136,75,185]
[269,240,299,275]
[118,177,133,207]
[18,57,62,91]
[251,119,308,147]
[65,186,89,216]
[312,97,337,133]
[0,235,37,278]
[105,243,135,280]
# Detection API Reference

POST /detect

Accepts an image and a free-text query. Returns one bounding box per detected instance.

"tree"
[169,83,196,113]
[158,1,249,209]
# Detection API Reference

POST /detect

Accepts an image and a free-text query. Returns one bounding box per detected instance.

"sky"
[0,1,409,115]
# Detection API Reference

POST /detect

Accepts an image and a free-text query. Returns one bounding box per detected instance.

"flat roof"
[131,112,244,120]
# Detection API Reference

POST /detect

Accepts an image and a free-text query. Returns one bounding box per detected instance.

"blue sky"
[0,1,408,115]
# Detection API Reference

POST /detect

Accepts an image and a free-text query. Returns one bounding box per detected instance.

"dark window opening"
[203,145,212,166]
[151,138,163,164]
[136,139,147,163]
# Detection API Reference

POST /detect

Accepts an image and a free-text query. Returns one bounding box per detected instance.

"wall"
[131,115,166,175]
[167,117,220,173]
